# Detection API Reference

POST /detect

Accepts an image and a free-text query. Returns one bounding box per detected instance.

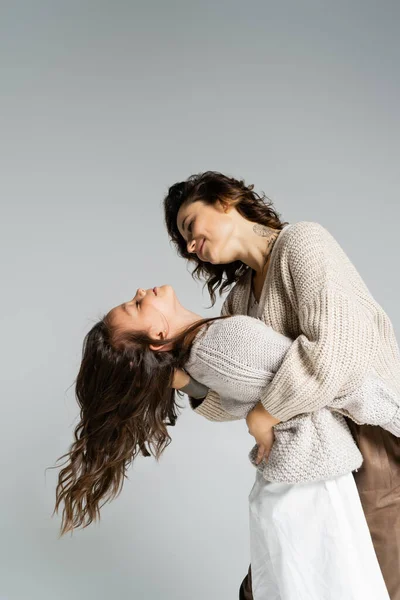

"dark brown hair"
[52,312,228,537]
[164,170,288,305]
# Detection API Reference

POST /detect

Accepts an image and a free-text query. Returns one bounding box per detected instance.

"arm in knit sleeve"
[186,296,242,422]
[191,316,293,417]
[259,223,379,422]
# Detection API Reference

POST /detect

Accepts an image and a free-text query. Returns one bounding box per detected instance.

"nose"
[136,288,146,298]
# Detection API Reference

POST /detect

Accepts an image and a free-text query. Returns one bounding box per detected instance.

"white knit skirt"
[248,470,390,600]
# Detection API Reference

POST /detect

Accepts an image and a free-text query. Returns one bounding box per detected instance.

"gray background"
[1,1,399,599]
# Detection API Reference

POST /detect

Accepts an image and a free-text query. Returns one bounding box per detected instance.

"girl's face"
[109,285,181,346]
[176,200,238,264]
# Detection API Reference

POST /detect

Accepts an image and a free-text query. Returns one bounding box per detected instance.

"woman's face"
[176,200,238,264]
[108,285,180,344]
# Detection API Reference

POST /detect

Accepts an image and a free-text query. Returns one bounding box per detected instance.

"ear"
[149,330,173,352]
[218,198,232,213]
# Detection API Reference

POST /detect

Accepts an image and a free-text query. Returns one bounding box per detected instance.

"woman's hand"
[246,402,280,464]
[171,368,190,390]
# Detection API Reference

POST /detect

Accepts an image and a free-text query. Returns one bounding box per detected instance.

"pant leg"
[345,419,400,600]
[239,565,253,600]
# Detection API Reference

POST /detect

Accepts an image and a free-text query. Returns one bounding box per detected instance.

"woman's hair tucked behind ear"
[164,171,288,306]
[52,312,227,537]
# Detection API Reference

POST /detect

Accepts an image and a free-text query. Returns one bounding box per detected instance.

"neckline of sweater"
[245,222,294,313]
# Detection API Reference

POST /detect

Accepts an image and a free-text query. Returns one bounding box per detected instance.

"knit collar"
[244,222,294,317]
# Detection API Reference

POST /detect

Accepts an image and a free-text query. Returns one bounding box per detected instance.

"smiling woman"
[163,170,400,600]
[164,171,287,305]
[176,200,235,263]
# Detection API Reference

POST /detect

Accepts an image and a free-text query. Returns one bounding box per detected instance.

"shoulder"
[192,315,261,354]
[195,315,291,356]
[202,315,261,345]
[280,221,335,248]
[188,315,292,375]
[277,221,345,269]
[187,316,252,369]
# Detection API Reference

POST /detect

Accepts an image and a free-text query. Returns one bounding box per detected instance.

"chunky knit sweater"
[185,221,400,483]
[185,315,400,483]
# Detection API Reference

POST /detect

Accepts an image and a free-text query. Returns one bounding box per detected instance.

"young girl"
[54,284,397,599]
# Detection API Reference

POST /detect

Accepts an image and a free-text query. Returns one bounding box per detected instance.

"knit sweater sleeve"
[186,295,243,422]
[259,222,379,422]
[187,316,293,418]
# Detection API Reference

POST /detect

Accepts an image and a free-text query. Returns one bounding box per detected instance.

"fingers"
[256,444,266,464]
[256,443,272,465]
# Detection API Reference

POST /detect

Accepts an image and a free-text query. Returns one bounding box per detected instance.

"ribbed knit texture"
[185,314,400,483]
[186,314,400,431]
[185,221,400,483]
[190,221,400,420]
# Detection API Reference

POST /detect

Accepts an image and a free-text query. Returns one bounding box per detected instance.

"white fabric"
[248,470,390,600]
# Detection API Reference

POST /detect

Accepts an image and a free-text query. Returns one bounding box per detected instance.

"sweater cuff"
[188,390,242,422]
[260,392,297,422]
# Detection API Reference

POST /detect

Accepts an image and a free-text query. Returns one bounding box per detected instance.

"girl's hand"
[246,402,280,464]
[171,368,190,390]
[253,428,275,464]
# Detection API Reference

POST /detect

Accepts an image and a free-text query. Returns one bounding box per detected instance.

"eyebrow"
[121,303,129,313]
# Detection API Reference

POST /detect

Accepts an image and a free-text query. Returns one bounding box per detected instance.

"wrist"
[172,368,190,390]
[246,402,281,432]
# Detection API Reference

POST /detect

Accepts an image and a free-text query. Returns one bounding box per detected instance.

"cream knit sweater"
[184,314,400,483]
[185,221,400,483]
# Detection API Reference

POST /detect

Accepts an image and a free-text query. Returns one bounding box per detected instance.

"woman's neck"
[237,222,280,276]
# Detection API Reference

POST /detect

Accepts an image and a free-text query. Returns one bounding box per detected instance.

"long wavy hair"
[52,311,228,537]
[164,170,288,306]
